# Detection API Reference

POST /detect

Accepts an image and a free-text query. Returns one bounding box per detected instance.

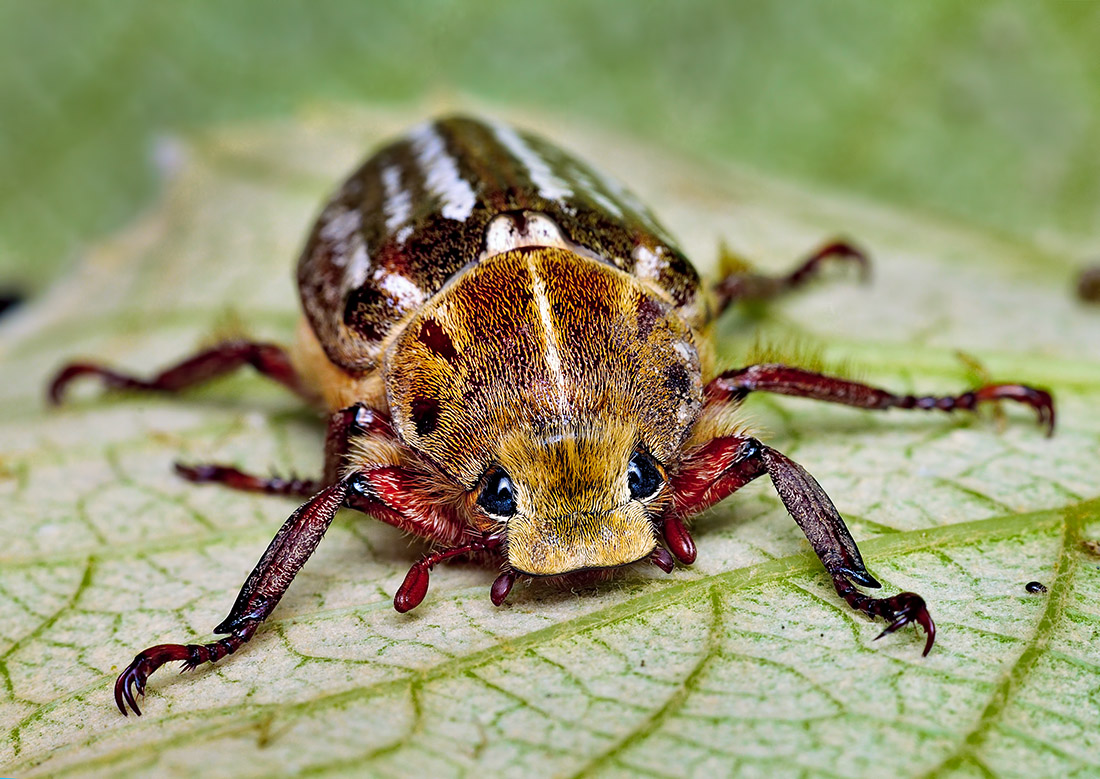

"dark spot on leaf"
[0,289,23,319]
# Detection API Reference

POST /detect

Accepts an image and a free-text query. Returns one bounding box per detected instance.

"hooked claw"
[114,655,152,716]
[113,643,199,716]
[873,592,936,657]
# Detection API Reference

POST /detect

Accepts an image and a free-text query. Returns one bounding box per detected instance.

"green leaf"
[1,109,1098,778]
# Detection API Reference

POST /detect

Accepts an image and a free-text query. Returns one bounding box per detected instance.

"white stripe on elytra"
[566,161,623,219]
[585,159,674,243]
[344,235,371,291]
[380,164,413,237]
[409,123,476,222]
[528,259,571,416]
[375,269,425,308]
[491,121,573,202]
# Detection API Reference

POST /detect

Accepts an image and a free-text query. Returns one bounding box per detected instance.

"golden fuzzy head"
[481,420,668,575]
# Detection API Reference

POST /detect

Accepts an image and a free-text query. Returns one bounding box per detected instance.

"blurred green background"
[2,0,1099,295]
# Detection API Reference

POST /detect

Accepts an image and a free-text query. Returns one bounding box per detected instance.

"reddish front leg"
[115,479,352,715]
[710,364,1055,435]
[671,435,934,654]
[713,239,869,315]
[114,458,475,716]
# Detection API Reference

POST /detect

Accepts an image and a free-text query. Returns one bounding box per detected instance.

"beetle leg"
[48,340,315,405]
[672,435,935,654]
[114,478,351,716]
[173,463,321,497]
[174,404,398,496]
[709,364,1055,435]
[115,458,472,716]
[713,239,869,315]
[321,404,398,485]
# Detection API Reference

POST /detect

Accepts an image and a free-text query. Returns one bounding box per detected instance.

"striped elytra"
[297,116,709,376]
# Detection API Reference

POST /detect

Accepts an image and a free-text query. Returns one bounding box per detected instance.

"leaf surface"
[1,109,1098,778]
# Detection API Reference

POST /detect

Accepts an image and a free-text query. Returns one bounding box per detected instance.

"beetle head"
[478,420,669,575]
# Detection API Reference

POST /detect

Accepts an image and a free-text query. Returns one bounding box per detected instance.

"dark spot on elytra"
[343,289,386,342]
[636,295,664,340]
[410,397,441,437]
[664,363,691,396]
[419,317,458,361]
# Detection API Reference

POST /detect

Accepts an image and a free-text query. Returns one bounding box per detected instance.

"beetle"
[48,116,1056,716]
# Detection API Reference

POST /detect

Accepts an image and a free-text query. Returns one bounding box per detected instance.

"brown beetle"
[48,116,1055,716]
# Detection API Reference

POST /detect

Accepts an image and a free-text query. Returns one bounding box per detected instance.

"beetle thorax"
[384,246,703,482]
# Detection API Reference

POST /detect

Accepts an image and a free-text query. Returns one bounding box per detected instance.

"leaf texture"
[1,110,1098,778]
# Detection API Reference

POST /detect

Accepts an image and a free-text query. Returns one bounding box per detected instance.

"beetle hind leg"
[713,238,869,315]
[48,340,313,405]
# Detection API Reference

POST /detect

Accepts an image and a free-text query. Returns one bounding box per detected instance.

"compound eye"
[627,450,663,500]
[479,469,517,518]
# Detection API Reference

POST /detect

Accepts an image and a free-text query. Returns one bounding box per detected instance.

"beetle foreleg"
[673,435,934,654]
[831,574,935,656]
[713,239,868,314]
[709,364,1055,435]
[49,340,313,405]
[114,479,351,716]
[345,459,505,612]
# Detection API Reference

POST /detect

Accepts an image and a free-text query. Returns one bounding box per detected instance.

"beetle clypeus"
[48,116,1056,716]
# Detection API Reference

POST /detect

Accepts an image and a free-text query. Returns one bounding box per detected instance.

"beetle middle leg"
[48,340,315,405]
[669,434,935,655]
[175,404,398,497]
[708,364,1055,435]
[712,239,869,315]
